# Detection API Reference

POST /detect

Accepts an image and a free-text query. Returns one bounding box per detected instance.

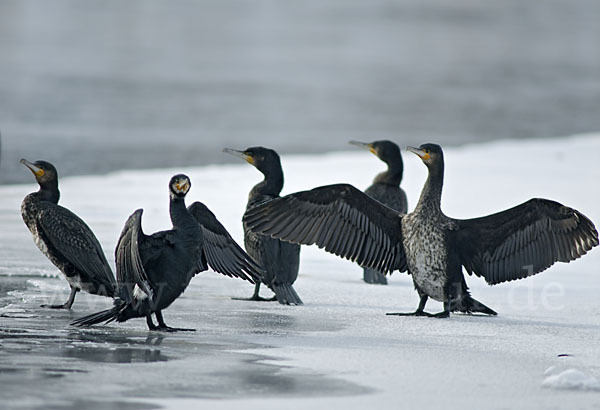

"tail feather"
[71,300,127,328]
[363,268,388,285]
[272,283,303,306]
[451,294,497,316]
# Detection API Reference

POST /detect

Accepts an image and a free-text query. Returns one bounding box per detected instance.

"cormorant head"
[20,159,58,187]
[169,174,191,198]
[223,146,281,175]
[407,143,443,168]
[349,140,402,165]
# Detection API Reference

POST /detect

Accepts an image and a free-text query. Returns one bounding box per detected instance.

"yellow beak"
[20,159,45,178]
[349,140,376,156]
[407,146,430,160]
[223,148,254,165]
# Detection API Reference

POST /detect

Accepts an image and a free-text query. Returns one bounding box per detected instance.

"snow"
[0,134,599,409]
[543,368,600,391]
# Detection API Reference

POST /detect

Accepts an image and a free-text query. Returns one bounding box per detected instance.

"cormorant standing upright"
[72,174,262,330]
[224,147,302,305]
[20,159,117,308]
[350,140,408,284]
[243,144,598,317]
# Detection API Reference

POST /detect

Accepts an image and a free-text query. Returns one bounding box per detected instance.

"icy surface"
[0,135,599,409]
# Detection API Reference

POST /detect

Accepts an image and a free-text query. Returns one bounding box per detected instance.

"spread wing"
[115,209,153,300]
[37,204,116,290]
[243,183,407,274]
[455,198,598,284]
[188,202,263,283]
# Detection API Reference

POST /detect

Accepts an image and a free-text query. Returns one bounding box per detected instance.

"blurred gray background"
[1,0,599,184]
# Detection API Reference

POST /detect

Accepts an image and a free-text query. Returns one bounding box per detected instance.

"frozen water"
[0,135,599,409]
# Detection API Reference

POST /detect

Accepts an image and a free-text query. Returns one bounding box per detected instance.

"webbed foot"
[386,310,450,318]
[156,325,195,333]
[231,295,276,302]
[41,287,78,309]
[40,303,71,309]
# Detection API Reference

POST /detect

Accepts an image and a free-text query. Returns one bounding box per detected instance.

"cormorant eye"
[424,149,430,154]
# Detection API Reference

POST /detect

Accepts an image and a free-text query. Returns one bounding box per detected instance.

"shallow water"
[1,0,600,183]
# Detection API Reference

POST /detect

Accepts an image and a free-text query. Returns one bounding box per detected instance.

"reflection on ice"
[62,332,169,364]
[0,281,370,408]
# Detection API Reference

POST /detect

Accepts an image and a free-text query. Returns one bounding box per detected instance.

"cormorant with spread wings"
[244,144,598,317]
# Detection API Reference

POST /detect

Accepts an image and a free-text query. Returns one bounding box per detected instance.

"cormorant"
[349,140,408,284]
[72,174,262,331]
[223,147,302,305]
[20,159,117,308]
[243,144,598,317]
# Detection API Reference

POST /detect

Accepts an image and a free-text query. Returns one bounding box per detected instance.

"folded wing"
[38,204,116,291]
[115,209,153,300]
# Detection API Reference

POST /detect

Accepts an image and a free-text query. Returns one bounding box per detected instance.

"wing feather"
[37,204,116,292]
[243,183,407,274]
[115,209,153,300]
[188,202,263,283]
[455,198,598,284]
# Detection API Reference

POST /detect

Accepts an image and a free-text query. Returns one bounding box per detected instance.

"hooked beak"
[175,180,190,194]
[349,140,376,155]
[20,159,45,178]
[223,148,254,165]
[407,146,430,160]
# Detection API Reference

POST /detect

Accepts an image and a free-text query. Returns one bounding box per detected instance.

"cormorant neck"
[253,165,284,198]
[373,158,403,186]
[169,195,192,228]
[415,162,444,212]
[37,182,60,204]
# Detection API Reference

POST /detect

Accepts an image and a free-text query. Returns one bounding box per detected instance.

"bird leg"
[232,282,276,302]
[386,296,450,318]
[41,286,79,309]
[146,314,159,331]
[154,310,195,332]
[422,299,451,318]
[386,295,429,316]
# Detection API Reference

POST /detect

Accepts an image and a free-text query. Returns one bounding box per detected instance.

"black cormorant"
[20,159,117,308]
[349,140,408,284]
[223,147,302,305]
[72,174,262,331]
[243,144,598,317]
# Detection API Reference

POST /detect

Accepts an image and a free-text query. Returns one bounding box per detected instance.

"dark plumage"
[72,174,262,331]
[244,143,598,317]
[224,146,302,305]
[350,140,408,284]
[20,159,117,309]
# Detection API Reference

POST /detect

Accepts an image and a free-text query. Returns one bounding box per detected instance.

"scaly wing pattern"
[37,203,116,291]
